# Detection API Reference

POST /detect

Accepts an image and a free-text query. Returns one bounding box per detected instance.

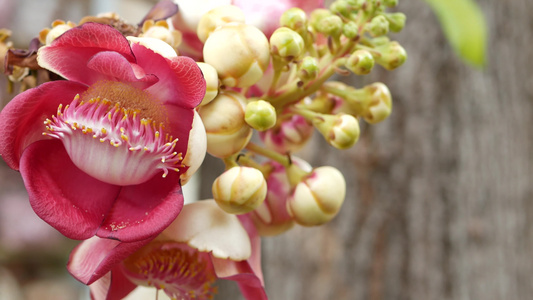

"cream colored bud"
[203,23,270,88]
[245,100,277,131]
[362,82,392,124]
[280,7,308,33]
[373,41,407,70]
[312,113,360,149]
[287,166,346,226]
[140,20,182,50]
[213,166,267,214]
[346,49,375,75]
[39,20,75,45]
[270,27,305,60]
[196,62,219,106]
[198,91,252,158]
[197,5,245,43]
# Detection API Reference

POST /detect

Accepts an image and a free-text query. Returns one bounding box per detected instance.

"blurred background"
[1,0,532,299]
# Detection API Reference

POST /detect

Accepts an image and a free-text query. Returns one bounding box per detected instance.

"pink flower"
[171,0,324,59]
[68,200,267,300]
[0,22,207,242]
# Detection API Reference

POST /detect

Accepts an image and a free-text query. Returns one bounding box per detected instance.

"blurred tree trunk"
[202,0,533,299]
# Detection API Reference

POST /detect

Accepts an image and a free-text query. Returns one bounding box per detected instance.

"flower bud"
[245,100,277,131]
[312,113,360,149]
[298,56,319,82]
[346,49,375,75]
[197,5,246,43]
[279,8,308,33]
[329,0,352,19]
[309,9,332,30]
[373,41,407,70]
[287,166,346,226]
[366,15,389,37]
[196,62,219,106]
[250,158,311,236]
[140,20,182,50]
[360,82,392,124]
[384,12,406,32]
[198,91,252,158]
[212,166,267,214]
[259,115,313,153]
[314,15,343,38]
[270,27,305,61]
[38,20,75,45]
[203,23,270,88]
[342,21,359,39]
[383,0,399,7]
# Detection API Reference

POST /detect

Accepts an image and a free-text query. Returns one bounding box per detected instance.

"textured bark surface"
[205,0,533,299]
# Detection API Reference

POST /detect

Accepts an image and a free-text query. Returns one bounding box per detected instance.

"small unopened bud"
[213,166,267,214]
[280,8,308,33]
[203,23,270,88]
[196,62,219,106]
[312,113,360,149]
[346,49,375,75]
[197,5,245,43]
[310,9,332,30]
[270,27,305,60]
[198,91,252,158]
[299,56,319,82]
[366,15,389,37]
[314,15,343,38]
[383,0,399,7]
[384,13,406,32]
[287,166,346,226]
[39,20,75,45]
[140,20,182,50]
[361,82,392,124]
[329,0,352,18]
[245,100,277,131]
[259,115,314,153]
[342,21,359,39]
[373,41,407,70]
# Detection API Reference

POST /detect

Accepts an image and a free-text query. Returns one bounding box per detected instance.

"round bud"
[330,0,352,18]
[212,166,267,214]
[342,21,359,39]
[383,0,399,7]
[287,166,346,226]
[203,23,270,88]
[279,7,308,33]
[366,15,389,37]
[309,9,332,30]
[346,49,375,75]
[197,5,246,43]
[315,15,343,38]
[270,27,305,60]
[361,82,392,124]
[385,13,406,32]
[374,41,407,70]
[312,113,360,149]
[299,56,319,82]
[198,91,252,158]
[140,20,182,50]
[245,100,277,131]
[196,62,219,106]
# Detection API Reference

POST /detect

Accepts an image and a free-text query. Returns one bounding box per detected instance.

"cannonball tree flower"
[0,22,207,242]
[68,200,267,300]
[170,0,324,59]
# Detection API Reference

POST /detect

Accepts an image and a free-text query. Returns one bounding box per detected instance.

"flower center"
[43,81,183,186]
[123,243,217,300]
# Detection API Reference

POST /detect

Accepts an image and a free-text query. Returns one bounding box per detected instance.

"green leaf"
[423,0,488,68]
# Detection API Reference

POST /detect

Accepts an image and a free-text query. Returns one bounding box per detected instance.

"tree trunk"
[206,0,533,299]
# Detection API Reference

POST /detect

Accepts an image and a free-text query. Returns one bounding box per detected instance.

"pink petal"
[131,42,205,108]
[19,140,121,240]
[164,104,195,161]
[86,51,159,90]
[89,267,137,300]
[68,236,152,285]
[0,81,87,170]
[95,172,184,242]
[37,22,135,85]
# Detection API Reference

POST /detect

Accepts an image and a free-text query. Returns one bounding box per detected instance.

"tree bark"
[206,0,533,299]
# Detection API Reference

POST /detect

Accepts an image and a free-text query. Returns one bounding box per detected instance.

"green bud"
[245,100,277,131]
[312,113,360,149]
[366,15,389,37]
[329,0,351,18]
[299,56,319,82]
[346,49,375,75]
[270,27,305,60]
[373,41,407,70]
[280,7,308,33]
[310,9,333,31]
[333,82,392,124]
[317,15,344,38]
[371,36,390,46]
[384,12,406,32]
[342,21,359,39]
